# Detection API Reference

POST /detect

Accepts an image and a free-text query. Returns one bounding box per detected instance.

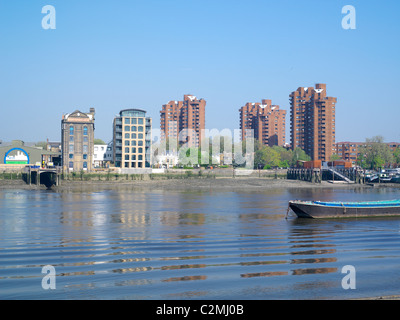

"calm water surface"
[2,185,400,300]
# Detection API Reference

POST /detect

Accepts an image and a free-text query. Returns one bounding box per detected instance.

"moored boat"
[288,199,400,219]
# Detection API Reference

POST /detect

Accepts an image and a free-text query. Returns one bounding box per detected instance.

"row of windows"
[120,110,146,118]
[69,126,89,135]
[69,161,88,168]
[124,126,144,132]
[124,133,144,139]
[124,162,145,168]
[124,147,144,153]
[124,118,144,125]
[124,155,143,161]
[69,145,89,152]
[69,154,89,159]
[70,136,89,142]
[125,140,144,146]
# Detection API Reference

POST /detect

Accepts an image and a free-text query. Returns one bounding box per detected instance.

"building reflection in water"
[159,191,206,225]
[55,189,339,285]
[239,218,338,281]
[288,219,338,277]
[162,275,207,282]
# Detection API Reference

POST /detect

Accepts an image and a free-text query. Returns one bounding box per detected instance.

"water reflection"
[241,271,288,278]
[291,267,338,276]
[162,275,207,282]
[2,186,400,299]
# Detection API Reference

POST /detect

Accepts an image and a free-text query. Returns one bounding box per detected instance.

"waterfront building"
[388,142,400,153]
[335,141,363,163]
[46,141,61,153]
[61,108,95,172]
[160,94,206,148]
[239,99,286,146]
[154,152,179,168]
[113,109,152,169]
[0,140,60,167]
[104,141,113,164]
[290,83,337,161]
[336,141,400,164]
[93,144,108,168]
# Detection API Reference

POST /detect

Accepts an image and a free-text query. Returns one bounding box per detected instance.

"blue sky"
[0,0,399,144]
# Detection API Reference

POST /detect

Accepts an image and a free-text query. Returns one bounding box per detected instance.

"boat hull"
[289,200,400,219]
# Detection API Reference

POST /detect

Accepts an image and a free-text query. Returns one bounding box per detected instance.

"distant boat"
[288,200,400,219]
[390,174,400,184]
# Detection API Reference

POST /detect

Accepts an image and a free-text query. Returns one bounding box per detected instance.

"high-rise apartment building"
[160,94,206,148]
[61,108,95,172]
[239,99,286,146]
[290,84,337,161]
[113,109,152,169]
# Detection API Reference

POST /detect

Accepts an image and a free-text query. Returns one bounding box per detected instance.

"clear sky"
[1,0,399,144]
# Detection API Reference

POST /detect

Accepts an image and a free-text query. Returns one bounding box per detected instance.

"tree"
[210,135,233,154]
[272,146,292,163]
[271,146,293,168]
[254,146,281,169]
[94,139,106,145]
[178,147,199,166]
[34,141,47,149]
[291,147,311,166]
[178,146,212,166]
[393,147,400,166]
[357,136,394,170]
[330,153,341,161]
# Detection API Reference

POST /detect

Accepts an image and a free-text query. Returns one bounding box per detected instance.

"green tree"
[178,146,213,166]
[330,153,341,161]
[279,160,290,168]
[34,141,47,149]
[291,147,311,166]
[272,146,292,163]
[254,146,281,169]
[357,136,393,170]
[94,139,106,145]
[210,135,233,154]
[392,147,400,166]
[179,147,199,166]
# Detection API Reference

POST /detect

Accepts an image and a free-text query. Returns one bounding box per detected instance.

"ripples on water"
[1,186,400,300]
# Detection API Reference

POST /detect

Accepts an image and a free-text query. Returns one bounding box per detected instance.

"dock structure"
[287,168,322,183]
[24,166,62,188]
[287,167,365,184]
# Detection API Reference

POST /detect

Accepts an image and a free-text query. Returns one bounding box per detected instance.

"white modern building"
[154,152,179,168]
[93,144,107,168]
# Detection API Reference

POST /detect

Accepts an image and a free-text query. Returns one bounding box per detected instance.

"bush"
[185,171,193,178]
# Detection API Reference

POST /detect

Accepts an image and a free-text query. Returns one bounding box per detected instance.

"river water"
[1,185,400,300]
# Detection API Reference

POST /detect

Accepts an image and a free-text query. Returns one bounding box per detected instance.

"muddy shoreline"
[0,177,378,192]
